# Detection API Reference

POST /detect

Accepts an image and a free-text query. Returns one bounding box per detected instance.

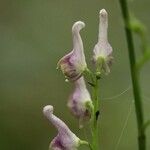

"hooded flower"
[67,77,93,128]
[43,105,87,150]
[57,21,87,81]
[93,9,113,74]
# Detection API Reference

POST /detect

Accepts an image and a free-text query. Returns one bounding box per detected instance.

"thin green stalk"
[119,0,146,149]
[84,68,100,150]
[92,77,100,150]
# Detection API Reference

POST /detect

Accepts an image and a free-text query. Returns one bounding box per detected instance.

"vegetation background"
[0,0,149,150]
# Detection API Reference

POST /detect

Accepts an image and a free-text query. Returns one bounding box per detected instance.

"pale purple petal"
[43,105,80,150]
[50,135,65,150]
[93,9,113,74]
[57,21,87,81]
[67,77,93,126]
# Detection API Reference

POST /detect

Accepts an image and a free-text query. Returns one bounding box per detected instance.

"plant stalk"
[92,77,100,150]
[119,0,146,149]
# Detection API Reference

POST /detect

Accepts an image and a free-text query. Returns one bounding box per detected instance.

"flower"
[43,105,87,150]
[57,21,87,81]
[93,9,113,74]
[67,77,93,128]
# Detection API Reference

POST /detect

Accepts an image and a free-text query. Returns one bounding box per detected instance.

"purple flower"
[93,9,113,74]
[67,77,93,128]
[43,105,87,150]
[57,21,87,81]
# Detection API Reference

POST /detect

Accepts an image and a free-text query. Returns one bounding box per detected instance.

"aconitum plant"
[43,9,112,150]
[43,0,150,149]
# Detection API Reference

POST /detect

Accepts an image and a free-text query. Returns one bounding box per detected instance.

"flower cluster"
[43,9,113,150]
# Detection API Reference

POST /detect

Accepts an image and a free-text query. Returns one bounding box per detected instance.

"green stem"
[92,77,100,150]
[84,68,100,150]
[119,0,146,149]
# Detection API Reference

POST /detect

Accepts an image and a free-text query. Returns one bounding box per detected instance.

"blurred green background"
[0,0,150,150]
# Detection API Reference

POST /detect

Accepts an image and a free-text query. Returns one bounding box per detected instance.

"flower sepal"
[93,9,113,75]
[57,21,87,81]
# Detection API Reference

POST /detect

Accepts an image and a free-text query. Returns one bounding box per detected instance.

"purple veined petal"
[57,51,81,81]
[50,136,64,150]
[57,21,87,81]
[50,133,79,150]
[43,105,80,150]
[93,9,113,74]
[67,77,93,127]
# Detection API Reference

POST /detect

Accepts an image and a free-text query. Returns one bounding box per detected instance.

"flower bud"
[67,77,93,128]
[57,21,87,81]
[93,9,113,74]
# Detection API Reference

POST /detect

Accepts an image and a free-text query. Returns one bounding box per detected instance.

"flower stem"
[92,77,100,150]
[84,68,100,150]
[119,0,146,149]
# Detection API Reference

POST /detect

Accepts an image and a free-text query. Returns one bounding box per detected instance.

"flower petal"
[93,9,113,74]
[50,135,64,150]
[57,21,87,81]
[67,77,93,127]
[43,105,80,150]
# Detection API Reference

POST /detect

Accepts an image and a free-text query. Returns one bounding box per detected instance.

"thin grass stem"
[119,0,146,149]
